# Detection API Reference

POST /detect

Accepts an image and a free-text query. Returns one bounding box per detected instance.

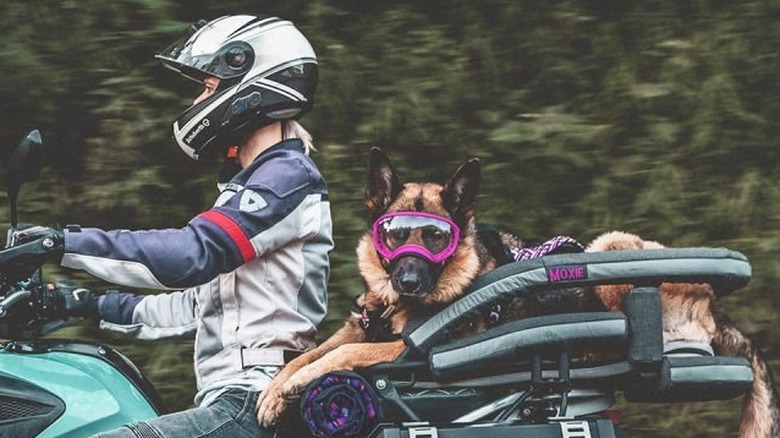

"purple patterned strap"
[510,235,583,262]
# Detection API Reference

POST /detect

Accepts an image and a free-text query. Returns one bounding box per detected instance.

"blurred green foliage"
[1,1,779,435]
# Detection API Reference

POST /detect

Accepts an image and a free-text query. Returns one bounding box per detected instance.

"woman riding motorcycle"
[13,14,332,438]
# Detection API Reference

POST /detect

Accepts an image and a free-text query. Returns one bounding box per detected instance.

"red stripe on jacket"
[199,210,255,262]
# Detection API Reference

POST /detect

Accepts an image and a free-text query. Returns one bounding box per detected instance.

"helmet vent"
[224,43,253,70]
[192,19,209,31]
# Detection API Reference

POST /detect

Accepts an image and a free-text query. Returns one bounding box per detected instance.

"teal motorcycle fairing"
[0,340,164,437]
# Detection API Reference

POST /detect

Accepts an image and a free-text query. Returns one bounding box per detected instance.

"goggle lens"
[372,212,460,263]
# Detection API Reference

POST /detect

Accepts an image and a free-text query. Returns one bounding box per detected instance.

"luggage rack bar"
[405,248,751,355]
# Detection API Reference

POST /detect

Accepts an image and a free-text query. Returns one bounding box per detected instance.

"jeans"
[93,389,274,438]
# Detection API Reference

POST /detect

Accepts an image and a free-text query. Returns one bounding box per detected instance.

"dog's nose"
[399,273,422,295]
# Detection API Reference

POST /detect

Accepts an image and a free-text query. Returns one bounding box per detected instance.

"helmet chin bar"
[171,73,315,161]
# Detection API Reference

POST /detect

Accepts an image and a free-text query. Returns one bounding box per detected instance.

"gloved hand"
[41,281,98,319]
[2,226,65,279]
[8,225,64,258]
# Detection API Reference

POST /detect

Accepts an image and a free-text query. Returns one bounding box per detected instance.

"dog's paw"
[256,386,287,428]
[281,369,316,399]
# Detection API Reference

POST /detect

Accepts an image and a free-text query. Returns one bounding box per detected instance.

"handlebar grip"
[0,289,32,318]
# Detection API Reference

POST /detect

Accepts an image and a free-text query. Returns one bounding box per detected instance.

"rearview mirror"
[4,130,43,228]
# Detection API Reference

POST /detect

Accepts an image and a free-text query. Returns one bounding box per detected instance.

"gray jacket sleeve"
[99,288,198,340]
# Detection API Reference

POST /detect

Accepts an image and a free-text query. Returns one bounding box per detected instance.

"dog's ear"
[442,158,481,226]
[366,147,402,221]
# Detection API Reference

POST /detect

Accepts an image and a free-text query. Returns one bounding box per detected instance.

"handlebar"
[0,238,53,273]
[0,238,46,320]
[0,289,32,319]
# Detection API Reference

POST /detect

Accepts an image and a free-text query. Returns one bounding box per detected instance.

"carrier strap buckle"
[560,420,592,438]
[405,423,439,438]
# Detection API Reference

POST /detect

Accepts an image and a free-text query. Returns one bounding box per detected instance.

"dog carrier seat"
[300,248,755,438]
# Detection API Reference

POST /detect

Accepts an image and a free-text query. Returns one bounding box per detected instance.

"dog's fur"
[588,231,780,438]
[256,148,518,426]
[257,149,780,437]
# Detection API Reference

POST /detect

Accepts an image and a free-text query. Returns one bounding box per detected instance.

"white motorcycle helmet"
[156,15,318,160]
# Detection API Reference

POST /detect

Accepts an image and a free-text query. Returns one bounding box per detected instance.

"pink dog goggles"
[372,212,461,263]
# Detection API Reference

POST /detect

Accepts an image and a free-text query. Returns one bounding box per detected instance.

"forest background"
[1,1,779,436]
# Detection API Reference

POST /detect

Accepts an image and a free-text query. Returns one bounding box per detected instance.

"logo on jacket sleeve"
[240,190,267,213]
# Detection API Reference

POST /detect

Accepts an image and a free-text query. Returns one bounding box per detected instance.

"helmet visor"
[156,20,254,83]
[372,212,461,263]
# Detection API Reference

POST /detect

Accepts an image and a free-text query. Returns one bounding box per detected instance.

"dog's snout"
[391,256,437,297]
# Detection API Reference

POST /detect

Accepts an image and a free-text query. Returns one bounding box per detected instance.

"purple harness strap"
[509,235,583,262]
[486,235,583,325]
[358,306,401,342]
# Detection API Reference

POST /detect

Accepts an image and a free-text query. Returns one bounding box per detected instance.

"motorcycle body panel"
[0,340,163,437]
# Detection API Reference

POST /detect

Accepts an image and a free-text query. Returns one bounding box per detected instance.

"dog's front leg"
[281,339,407,397]
[257,320,365,427]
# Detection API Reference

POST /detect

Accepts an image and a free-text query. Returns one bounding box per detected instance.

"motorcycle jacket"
[60,139,333,405]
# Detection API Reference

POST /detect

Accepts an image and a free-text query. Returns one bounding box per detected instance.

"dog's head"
[357,148,486,308]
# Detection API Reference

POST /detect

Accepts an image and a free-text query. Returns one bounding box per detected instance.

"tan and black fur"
[257,149,780,437]
[256,148,527,426]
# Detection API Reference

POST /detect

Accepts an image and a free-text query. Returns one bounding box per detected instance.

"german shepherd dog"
[257,148,780,437]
